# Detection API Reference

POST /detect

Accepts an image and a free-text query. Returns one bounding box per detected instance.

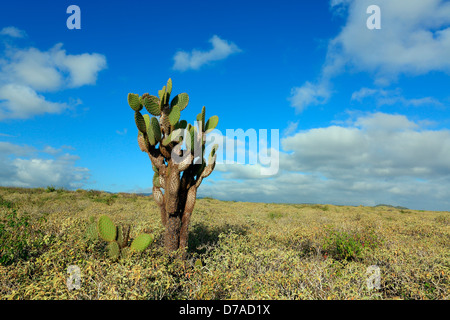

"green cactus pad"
[170,93,189,111]
[151,117,161,142]
[188,125,198,151]
[197,106,206,132]
[107,241,120,261]
[162,128,183,146]
[205,115,219,133]
[143,114,150,129]
[130,233,153,252]
[98,215,117,242]
[166,78,172,97]
[127,93,142,112]
[147,122,156,146]
[143,95,161,116]
[85,221,98,241]
[135,111,147,134]
[168,105,181,126]
[159,86,167,106]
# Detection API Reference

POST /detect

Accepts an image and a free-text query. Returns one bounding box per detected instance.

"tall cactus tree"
[127,79,219,257]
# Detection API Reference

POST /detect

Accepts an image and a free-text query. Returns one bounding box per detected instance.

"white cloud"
[290,0,450,111]
[0,26,27,38]
[199,112,450,211]
[51,44,107,87]
[0,33,107,120]
[172,35,241,71]
[330,0,450,81]
[0,84,68,119]
[289,81,331,112]
[2,43,107,91]
[0,142,90,189]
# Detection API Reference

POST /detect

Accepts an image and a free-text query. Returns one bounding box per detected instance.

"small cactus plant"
[127,79,219,257]
[93,214,153,261]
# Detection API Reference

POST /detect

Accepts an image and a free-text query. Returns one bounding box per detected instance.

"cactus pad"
[170,93,189,111]
[130,233,153,252]
[151,117,161,142]
[143,95,161,116]
[134,111,147,134]
[98,215,117,242]
[85,220,98,241]
[205,115,219,133]
[168,105,181,126]
[128,93,142,112]
[107,241,120,260]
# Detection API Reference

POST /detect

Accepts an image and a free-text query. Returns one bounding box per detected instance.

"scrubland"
[0,186,448,300]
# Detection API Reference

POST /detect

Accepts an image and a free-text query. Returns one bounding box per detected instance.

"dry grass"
[0,186,448,300]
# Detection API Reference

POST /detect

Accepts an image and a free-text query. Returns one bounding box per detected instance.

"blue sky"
[1,0,450,211]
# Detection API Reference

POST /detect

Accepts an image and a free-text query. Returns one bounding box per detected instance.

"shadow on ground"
[187,222,248,255]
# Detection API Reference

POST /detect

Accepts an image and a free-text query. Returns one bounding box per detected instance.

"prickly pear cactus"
[127,78,219,257]
[88,215,152,261]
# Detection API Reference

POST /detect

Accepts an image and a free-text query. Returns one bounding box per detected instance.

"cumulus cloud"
[0,141,90,189]
[0,84,68,119]
[328,0,450,82]
[289,0,450,111]
[172,35,241,71]
[1,43,107,91]
[0,33,107,120]
[199,112,450,211]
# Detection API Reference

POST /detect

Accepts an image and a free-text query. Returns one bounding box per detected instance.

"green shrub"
[322,226,381,261]
[267,211,283,219]
[46,185,56,193]
[0,209,47,266]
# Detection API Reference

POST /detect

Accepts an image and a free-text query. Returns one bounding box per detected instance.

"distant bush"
[322,226,381,261]
[267,211,283,219]
[46,185,56,193]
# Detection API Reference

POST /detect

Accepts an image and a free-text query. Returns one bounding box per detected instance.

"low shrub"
[322,226,382,261]
[0,209,48,266]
